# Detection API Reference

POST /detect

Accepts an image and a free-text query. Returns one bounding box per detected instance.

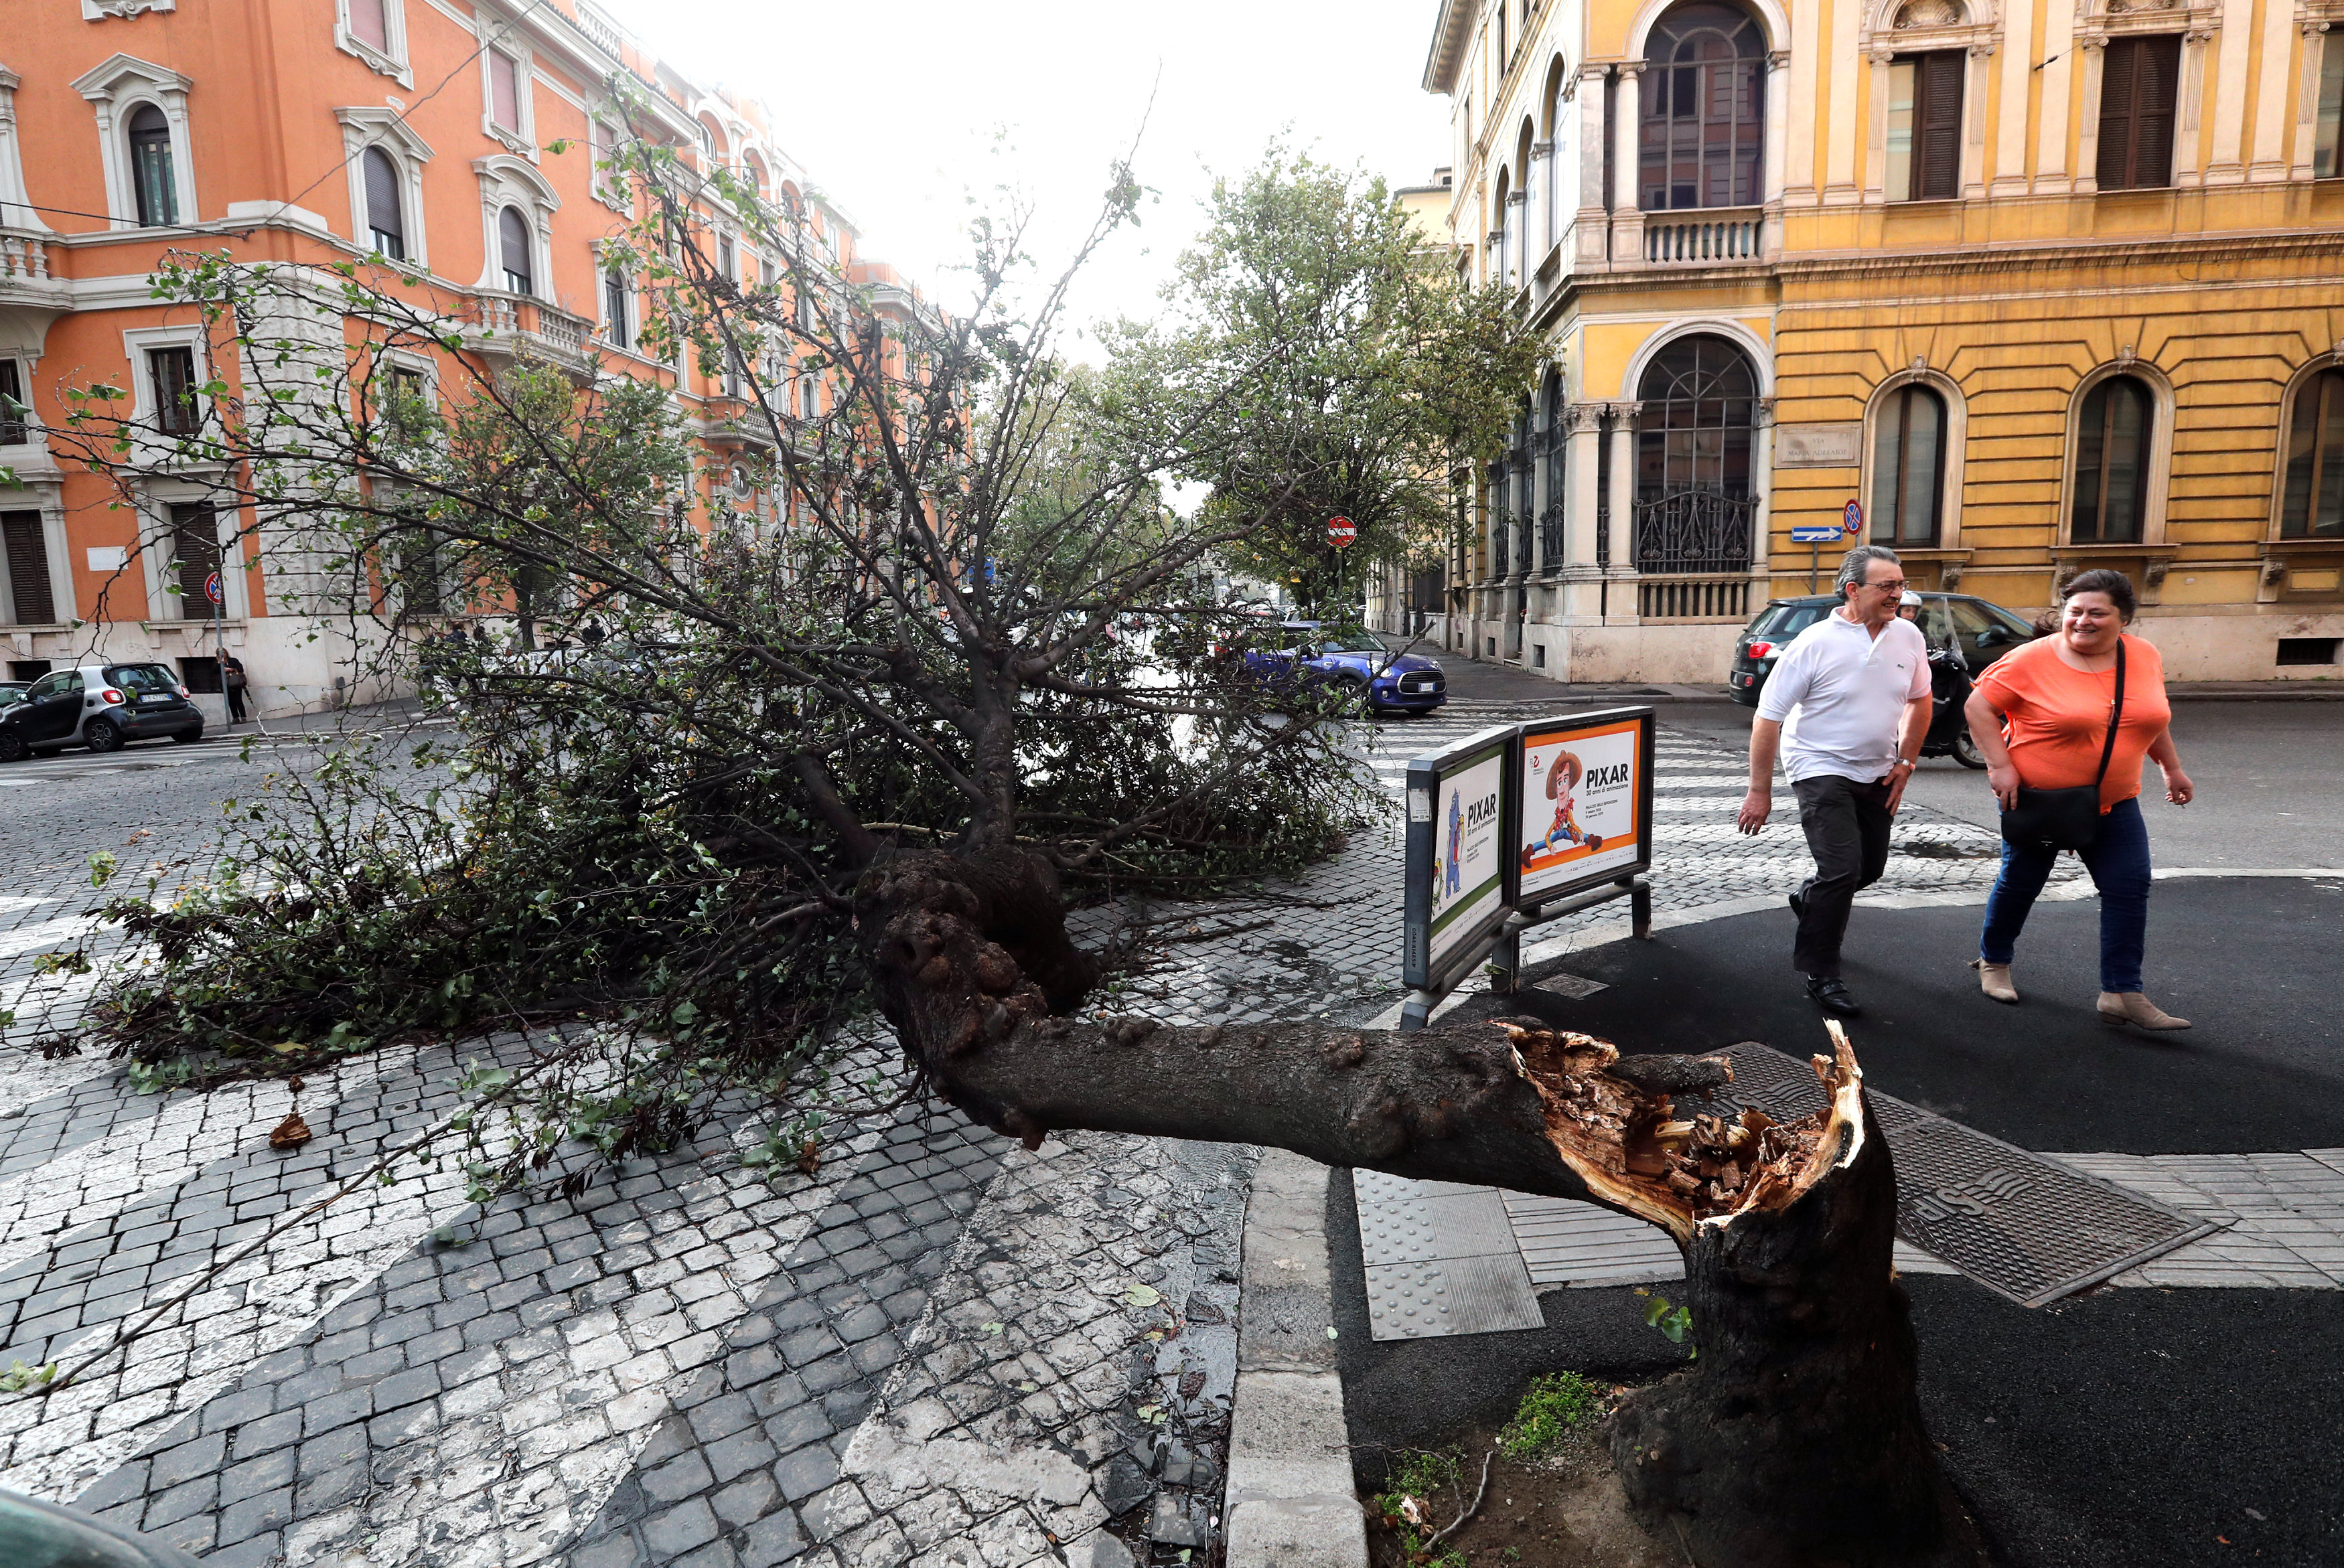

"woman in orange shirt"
[1962,570,2196,1029]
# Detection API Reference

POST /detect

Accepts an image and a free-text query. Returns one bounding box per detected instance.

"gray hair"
[1834,544,1902,600]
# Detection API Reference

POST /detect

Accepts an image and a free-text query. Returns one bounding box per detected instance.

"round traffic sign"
[204,570,224,606]
[1327,516,1357,549]
[1842,500,1863,537]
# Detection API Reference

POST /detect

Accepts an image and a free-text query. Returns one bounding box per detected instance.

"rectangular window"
[603,270,630,349]
[2317,37,2344,180]
[1887,53,1964,201]
[0,359,26,445]
[719,235,736,285]
[3,511,56,625]
[149,346,201,436]
[488,50,521,133]
[171,502,222,619]
[2096,34,2181,191]
[348,0,388,52]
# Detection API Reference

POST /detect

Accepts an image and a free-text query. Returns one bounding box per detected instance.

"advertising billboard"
[1402,724,1514,992]
[1512,711,1653,907]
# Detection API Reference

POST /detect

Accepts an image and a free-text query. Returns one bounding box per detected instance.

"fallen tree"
[40,133,1976,1563]
[857,843,1980,1564]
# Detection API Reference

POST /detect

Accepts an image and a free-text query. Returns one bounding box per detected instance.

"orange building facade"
[0,0,914,720]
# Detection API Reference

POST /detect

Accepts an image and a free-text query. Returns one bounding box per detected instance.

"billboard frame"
[1401,722,1518,998]
[1398,706,1658,1032]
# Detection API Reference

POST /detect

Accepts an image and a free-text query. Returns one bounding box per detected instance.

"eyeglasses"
[1865,579,1909,595]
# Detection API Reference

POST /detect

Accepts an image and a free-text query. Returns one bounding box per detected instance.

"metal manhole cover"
[1698,1044,2218,1306]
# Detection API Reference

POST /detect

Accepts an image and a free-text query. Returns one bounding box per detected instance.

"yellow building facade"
[1424,0,2344,683]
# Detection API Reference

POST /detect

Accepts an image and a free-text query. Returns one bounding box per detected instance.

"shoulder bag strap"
[2092,639,2126,789]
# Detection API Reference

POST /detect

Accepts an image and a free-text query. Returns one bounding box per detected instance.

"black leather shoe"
[1787,890,1806,921]
[1805,975,1862,1016]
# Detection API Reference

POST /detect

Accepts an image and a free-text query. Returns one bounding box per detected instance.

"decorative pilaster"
[1576,62,1610,264]
[1611,64,1644,263]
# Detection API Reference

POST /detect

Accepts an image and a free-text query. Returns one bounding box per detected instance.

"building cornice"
[1424,0,1479,94]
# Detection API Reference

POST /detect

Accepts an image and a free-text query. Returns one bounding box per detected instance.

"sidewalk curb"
[1224,1148,1370,1568]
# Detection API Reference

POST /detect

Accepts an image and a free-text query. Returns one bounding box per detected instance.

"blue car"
[1254,623,1447,715]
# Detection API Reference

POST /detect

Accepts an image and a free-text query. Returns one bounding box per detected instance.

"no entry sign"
[1327,516,1356,549]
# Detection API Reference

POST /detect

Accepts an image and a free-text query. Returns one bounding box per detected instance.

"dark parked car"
[1727,593,2039,708]
[1249,623,1448,714]
[0,663,206,762]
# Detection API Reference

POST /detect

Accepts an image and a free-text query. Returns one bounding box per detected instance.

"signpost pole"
[1808,542,1819,593]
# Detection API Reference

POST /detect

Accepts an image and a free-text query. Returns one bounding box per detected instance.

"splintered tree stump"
[853,846,1980,1567]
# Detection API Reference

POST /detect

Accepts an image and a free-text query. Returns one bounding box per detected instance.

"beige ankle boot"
[2098,992,2191,1030]
[1968,958,2019,1004]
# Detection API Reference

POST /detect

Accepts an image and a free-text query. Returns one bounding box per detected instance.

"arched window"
[498,206,532,295]
[1641,2,1767,211]
[129,103,176,228]
[1870,384,1948,546]
[1634,333,1758,571]
[363,147,405,259]
[1491,169,1511,287]
[2280,368,2344,540]
[2071,375,2153,544]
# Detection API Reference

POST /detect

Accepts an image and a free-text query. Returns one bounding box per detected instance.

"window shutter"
[363,149,403,255]
[498,206,532,294]
[3,512,55,626]
[1919,53,1964,200]
[2096,40,2137,189]
[2130,35,2180,189]
[171,504,220,619]
[489,50,520,132]
[348,0,388,52]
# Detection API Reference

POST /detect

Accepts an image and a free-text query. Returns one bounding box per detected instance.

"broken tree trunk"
[855,848,1976,1565]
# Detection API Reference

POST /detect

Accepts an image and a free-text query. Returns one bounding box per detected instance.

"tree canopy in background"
[1104,147,1541,614]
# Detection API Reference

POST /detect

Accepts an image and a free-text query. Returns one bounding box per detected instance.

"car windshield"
[106,664,179,694]
[1317,630,1386,653]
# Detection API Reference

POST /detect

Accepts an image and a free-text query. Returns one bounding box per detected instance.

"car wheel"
[0,732,24,764]
[173,726,204,745]
[1952,726,1988,770]
[82,718,123,754]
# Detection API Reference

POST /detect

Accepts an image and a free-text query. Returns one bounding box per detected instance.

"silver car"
[0,663,206,762]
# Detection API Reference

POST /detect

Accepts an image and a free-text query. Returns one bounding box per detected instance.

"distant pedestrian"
[220,653,248,724]
[1964,570,2195,1028]
[581,617,607,649]
[1737,546,1932,1016]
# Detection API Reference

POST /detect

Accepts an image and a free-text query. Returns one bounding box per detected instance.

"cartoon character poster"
[1428,742,1506,972]
[1518,719,1643,900]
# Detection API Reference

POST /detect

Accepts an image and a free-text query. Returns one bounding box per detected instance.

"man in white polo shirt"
[1736,546,1932,1016]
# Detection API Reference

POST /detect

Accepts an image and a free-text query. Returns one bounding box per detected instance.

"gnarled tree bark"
[855,848,1983,1566]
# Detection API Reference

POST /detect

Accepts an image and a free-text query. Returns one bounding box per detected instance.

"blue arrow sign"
[1789,526,1842,544]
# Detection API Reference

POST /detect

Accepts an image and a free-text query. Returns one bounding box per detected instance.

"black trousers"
[225,684,247,722]
[1790,773,1893,978]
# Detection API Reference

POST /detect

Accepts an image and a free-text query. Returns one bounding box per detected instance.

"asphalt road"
[1661,698,2344,873]
[1334,874,2344,1567]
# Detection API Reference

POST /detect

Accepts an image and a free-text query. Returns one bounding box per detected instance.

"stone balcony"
[457,289,593,375]
[0,228,71,317]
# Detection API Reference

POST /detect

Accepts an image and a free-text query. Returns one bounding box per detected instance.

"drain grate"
[1680,1042,2222,1307]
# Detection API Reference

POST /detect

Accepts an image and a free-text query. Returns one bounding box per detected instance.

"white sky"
[594,0,1454,345]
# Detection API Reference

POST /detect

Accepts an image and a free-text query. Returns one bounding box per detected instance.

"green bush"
[1497,1370,1605,1462]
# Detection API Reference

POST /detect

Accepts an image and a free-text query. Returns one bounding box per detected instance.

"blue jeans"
[1978,796,2151,993]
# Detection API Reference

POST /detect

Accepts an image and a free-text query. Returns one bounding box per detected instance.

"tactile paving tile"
[1364,1253,1544,1339]
[1358,1191,1528,1266]
[1710,1042,2218,1307]
[1500,1192,1682,1287]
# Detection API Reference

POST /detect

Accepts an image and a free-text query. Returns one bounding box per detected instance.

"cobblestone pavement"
[0,682,2194,1567]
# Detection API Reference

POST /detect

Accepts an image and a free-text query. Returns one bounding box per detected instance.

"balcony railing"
[1489,513,1510,579]
[1634,489,1755,574]
[0,231,49,282]
[1643,208,1766,266]
[462,291,592,370]
[1639,574,1753,622]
